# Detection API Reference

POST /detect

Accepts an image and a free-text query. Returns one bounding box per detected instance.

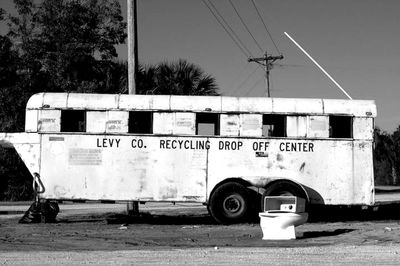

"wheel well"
[264,179,310,203]
[208,178,252,201]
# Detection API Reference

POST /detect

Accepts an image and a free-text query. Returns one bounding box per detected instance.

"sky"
[1,0,400,132]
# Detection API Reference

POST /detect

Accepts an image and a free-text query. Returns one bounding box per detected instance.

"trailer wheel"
[262,180,308,210]
[208,182,251,224]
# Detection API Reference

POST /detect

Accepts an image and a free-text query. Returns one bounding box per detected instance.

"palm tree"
[137,59,219,96]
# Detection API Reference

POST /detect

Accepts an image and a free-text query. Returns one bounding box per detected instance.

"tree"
[0,1,219,200]
[7,0,126,93]
[392,125,400,183]
[0,0,127,200]
[0,32,32,200]
[374,127,400,185]
[136,60,219,96]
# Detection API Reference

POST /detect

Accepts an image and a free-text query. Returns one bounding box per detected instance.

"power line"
[232,64,262,95]
[228,62,252,94]
[244,76,264,96]
[207,0,253,57]
[250,0,281,55]
[228,0,264,53]
[201,0,251,58]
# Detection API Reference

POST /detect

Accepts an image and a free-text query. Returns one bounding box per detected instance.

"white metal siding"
[38,110,61,132]
[174,112,195,135]
[26,93,377,117]
[220,114,240,136]
[286,116,307,138]
[307,116,329,138]
[86,111,107,133]
[106,111,129,133]
[25,110,38,132]
[153,113,174,135]
[240,114,262,137]
[353,117,374,140]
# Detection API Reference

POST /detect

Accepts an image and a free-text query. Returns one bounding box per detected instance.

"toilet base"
[259,212,308,240]
[260,224,296,240]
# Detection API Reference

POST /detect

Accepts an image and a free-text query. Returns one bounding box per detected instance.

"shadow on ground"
[299,229,356,239]
[308,203,400,222]
[51,203,400,226]
[105,212,216,225]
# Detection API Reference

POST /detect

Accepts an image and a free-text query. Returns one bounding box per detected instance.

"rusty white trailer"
[0,93,376,223]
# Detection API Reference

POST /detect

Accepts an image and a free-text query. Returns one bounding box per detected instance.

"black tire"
[208,182,252,224]
[262,180,308,210]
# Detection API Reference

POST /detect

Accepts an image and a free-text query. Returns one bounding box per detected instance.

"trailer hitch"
[33,172,45,203]
[19,173,58,223]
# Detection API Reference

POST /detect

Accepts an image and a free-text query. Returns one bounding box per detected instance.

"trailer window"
[61,110,86,132]
[329,115,352,138]
[196,113,220,136]
[129,111,153,134]
[262,114,285,137]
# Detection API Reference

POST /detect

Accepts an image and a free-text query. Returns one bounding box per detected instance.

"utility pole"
[127,0,138,95]
[127,0,139,215]
[248,52,283,97]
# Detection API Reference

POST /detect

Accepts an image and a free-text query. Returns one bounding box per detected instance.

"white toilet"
[259,196,308,240]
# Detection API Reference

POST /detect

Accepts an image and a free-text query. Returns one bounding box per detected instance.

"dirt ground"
[1,202,400,264]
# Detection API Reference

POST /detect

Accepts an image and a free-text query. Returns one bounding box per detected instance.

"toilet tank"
[263,196,306,213]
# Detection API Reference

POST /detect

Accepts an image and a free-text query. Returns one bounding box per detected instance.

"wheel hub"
[223,194,243,214]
